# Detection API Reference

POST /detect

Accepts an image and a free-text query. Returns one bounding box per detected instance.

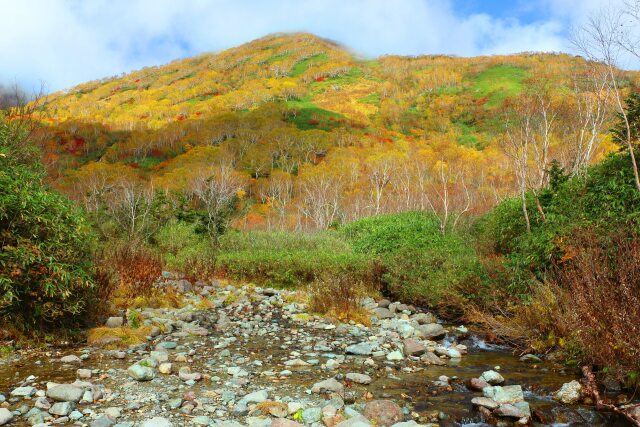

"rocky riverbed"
[0,279,631,427]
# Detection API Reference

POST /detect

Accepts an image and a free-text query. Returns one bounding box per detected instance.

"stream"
[0,282,632,427]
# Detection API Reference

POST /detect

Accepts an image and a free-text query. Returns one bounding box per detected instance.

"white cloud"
[0,0,625,92]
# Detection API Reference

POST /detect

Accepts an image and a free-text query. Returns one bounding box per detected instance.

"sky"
[0,0,626,93]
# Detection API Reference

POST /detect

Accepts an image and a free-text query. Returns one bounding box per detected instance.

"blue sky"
[0,0,617,93]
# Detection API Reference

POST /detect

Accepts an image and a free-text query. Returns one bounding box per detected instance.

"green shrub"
[215,230,376,287]
[340,211,485,313]
[0,116,96,329]
[154,220,215,278]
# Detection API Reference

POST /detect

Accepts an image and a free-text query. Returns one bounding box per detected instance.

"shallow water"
[0,319,632,426]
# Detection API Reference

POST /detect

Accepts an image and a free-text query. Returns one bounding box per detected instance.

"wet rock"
[311,378,344,394]
[346,373,372,385]
[519,354,542,363]
[402,339,426,356]
[363,400,403,426]
[105,316,124,328]
[49,401,74,416]
[482,385,524,404]
[416,323,445,339]
[420,352,445,366]
[467,378,490,391]
[479,370,504,385]
[494,403,529,419]
[47,384,84,402]
[0,408,13,425]
[553,380,582,404]
[471,397,499,410]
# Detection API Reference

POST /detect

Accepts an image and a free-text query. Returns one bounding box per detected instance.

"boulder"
[402,339,426,356]
[479,370,504,385]
[553,380,582,404]
[373,308,393,319]
[311,378,344,394]
[105,317,124,328]
[471,397,499,410]
[49,401,74,416]
[0,408,13,426]
[420,352,445,366]
[363,400,403,426]
[482,385,524,404]
[345,342,374,355]
[346,373,372,385]
[416,323,446,339]
[127,363,155,381]
[47,384,84,402]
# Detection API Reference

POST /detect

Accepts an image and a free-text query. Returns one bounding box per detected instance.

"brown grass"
[474,229,640,383]
[555,231,640,381]
[87,326,152,349]
[307,273,376,326]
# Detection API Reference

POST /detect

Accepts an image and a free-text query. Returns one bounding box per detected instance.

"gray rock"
[402,339,426,356]
[494,403,529,419]
[336,415,373,427]
[127,363,155,381]
[553,380,582,404]
[271,419,303,427]
[0,408,13,426]
[372,308,393,319]
[105,317,124,328]
[11,386,36,397]
[482,385,524,404]
[60,355,82,364]
[141,417,173,427]
[420,351,445,365]
[241,390,269,403]
[416,323,445,339]
[311,378,344,394]
[471,397,499,410]
[345,342,373,355]
[479,370,504,385]
[302,407,322,423]
[346,373,372,385]
[49,401,74,416]
[47,384,84,402]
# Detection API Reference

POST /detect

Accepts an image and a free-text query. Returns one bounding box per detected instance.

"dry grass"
[555,231,640,381]
[126,287,183,310]
[87,326,152,349]
[307,273,376,326]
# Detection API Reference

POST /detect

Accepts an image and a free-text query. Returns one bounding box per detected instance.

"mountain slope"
[32,33,637,230]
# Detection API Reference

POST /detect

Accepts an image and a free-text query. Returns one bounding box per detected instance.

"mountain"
[31,32,636,229]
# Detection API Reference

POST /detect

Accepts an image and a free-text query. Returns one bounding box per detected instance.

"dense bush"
[154,220,215,278]
[215,230,376,287]
[0,115,96,329]
[341,211,485,314]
